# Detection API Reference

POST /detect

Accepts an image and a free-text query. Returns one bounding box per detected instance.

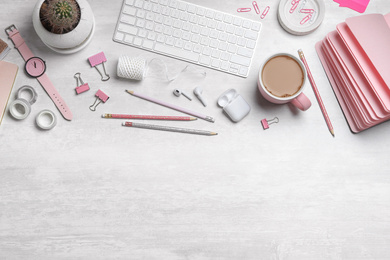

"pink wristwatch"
[5,25,72,121]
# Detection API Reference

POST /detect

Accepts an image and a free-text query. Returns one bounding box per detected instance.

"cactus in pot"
[39,0,81,34]
[32,0,95,54]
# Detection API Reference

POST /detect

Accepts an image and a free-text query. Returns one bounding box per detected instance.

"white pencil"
[123,122,218,136]
[126,90,215,123]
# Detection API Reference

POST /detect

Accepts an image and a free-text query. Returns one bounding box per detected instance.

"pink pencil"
[102,113,197,121]
[298,49,335,137]
[126,90,215,123]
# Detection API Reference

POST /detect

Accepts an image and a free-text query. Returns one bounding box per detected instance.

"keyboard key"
[227,44,237,53]
[143,39,154,49]
[126,0,135,5]
[246,40,256,49]
[160,0,168,6]
[199,56,211,65]
[197,7,205,16]
[242,20,251,29]
[115,32,125,41]
[244,30,258,40]
[154,43,199,62]
[206,10,214,19]
[230,54,251,66]
[193,45,202,53]
[136,19,145,27]
[124,34,134,43]
[237,37,246,47]
[134,0,144,8]
[233,17,242,26]
[121,14,136,25]
[187,4,197,14]
[118,24,138,35]
[238,66,249,76]
[211,59,220,67]
[123,6,137,15]
[133,37,143,46]
[237,47,253,58]
[251,22,261,32]
[178,2,187,10]
[220,52,230,61]
[230,63,239,73]
[138,29,148,38]
[221,61,229,70]
[202,47,211,56]
[184,42,193,50]
[169,0,178,8]
[215,12,224,21]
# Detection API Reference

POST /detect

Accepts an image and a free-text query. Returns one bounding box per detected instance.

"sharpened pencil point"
[190,117,198,121]
[126,90,134,95]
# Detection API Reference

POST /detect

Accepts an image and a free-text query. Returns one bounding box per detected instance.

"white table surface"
[1,0,390,259]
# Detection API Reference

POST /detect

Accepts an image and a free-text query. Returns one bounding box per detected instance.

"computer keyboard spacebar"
[154,43,200,63]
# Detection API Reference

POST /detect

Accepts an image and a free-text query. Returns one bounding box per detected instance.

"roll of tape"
[9,98,31,120]
[35,109,57,130]
[16,85,38,105]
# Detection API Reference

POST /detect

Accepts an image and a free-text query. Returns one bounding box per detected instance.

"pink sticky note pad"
[333,0,370,13]
[88,52,107,67]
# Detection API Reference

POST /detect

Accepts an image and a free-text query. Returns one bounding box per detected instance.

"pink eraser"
[88,52,107,67]
[261,119,269,129]
[75,83,90,94]
[333,0,370,13]
[96,89,109,102]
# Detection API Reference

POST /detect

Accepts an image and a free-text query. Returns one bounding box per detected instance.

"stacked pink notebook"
[316,13,390,133]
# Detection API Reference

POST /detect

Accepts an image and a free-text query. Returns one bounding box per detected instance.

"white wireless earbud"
[194,86,207,107]
[173,89,192,100]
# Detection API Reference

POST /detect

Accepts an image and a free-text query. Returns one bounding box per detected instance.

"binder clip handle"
[261,117,279,130]
[89,89,109,111]
[88,52,110,81]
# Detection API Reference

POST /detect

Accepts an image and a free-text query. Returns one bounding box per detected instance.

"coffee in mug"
[257,53,311,111]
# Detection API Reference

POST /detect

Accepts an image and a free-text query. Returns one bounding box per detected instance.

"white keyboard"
[113,0,262,78]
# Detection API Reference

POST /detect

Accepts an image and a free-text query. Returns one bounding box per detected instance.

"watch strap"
[6,27,34,61]
[37,74,73,121]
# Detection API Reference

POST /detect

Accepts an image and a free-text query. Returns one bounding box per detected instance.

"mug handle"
[291,93,311,111]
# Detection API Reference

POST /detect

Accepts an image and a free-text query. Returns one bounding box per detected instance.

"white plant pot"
[32,0,95,54]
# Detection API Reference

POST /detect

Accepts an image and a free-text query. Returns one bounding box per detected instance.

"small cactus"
[39,0,81,34]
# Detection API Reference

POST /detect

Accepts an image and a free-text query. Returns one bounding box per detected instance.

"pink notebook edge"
[0,61,18,126]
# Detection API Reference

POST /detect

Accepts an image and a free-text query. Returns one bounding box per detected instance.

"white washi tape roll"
[16,85,38,105]
[9,98,31,120]
[36,109,57,130]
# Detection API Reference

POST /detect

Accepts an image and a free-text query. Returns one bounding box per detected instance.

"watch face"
[25,57,46,78]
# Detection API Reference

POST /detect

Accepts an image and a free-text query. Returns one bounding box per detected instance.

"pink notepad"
[316,13,390,133]
[0,61,18,126]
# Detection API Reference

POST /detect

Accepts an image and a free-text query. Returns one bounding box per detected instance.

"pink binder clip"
[88,52,110,81]
[237,8,251,12]
[90,89,109,111]
[74,72,90,94]
[252,1,260,14]
[261,117,279,130]
[261,6,270,19]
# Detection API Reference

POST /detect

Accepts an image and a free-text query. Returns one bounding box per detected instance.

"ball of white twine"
[117,56,147,81]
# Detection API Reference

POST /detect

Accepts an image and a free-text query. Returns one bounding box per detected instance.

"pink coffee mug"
[257,53,311,111]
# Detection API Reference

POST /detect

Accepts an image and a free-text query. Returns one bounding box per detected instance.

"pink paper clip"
[237,8,252,12]
[252,1,260,14]
[290,0,300,13]
[300,14,312,24]
[88,52,110,81]
[261,117,279,130]
[74,72,90,95]
[261,6,270,19]
[300,8,314,13]
[90,89,109,111]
